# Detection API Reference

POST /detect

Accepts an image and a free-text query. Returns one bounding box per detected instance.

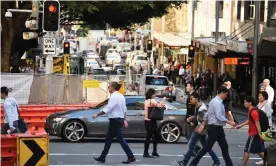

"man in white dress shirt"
[92,82,136,164]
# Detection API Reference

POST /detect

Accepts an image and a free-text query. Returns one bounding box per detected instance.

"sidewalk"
[202,100,276,123]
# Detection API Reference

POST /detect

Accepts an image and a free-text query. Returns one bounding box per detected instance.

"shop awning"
[153,32,191,47]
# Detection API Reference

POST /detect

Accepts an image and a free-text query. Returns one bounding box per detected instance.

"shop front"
[152,32,190,68]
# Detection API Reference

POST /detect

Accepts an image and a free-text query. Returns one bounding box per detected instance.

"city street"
[49,129,259,166]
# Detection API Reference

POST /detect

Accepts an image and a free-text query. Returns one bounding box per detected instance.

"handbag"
[16,105,28,133]
[148,100,165,120]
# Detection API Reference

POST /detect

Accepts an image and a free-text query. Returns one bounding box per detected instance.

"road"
[49,128,262,166]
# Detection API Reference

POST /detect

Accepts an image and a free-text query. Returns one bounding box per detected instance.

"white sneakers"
[255,160,263,165]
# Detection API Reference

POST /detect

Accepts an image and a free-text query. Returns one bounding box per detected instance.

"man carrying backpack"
[236,96,268,166]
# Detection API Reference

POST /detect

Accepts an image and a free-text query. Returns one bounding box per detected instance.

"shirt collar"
[215,96,223,102]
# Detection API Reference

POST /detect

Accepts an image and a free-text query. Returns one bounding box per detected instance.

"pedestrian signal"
[64,42,70,54]
[188,45,195,57]
[146,40,153,51]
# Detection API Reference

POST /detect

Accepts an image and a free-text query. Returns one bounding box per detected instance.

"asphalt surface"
[49,129,262,166]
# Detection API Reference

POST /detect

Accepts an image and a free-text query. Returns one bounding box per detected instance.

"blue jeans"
[182,132,220,165]
[100,118,134,159]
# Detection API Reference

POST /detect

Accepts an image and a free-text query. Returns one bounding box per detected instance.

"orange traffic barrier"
[0,103,99,132]
[1,131,49,166]
[1,134,17,166]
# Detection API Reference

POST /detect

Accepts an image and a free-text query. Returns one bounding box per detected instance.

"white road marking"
[49,153,261,160]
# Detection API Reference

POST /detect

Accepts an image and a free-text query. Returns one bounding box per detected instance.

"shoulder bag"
[148,99,166,120]
[16,105,28,133]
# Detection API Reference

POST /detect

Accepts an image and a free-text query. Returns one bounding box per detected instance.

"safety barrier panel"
[1,132,49,166]
[0,103,99,132]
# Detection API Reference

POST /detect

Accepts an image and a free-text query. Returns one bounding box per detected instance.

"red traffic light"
[48,5,57,13]
[189,46,194,50]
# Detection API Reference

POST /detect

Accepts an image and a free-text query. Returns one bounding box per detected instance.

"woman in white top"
[255,91,274,166]
[125,85,138,96]
[257,91,273,128]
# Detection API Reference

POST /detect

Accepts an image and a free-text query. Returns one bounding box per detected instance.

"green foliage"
[60,1,186,28]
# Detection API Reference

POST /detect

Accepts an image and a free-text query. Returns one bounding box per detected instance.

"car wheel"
[62,120,86,142]
[159,122,181,143]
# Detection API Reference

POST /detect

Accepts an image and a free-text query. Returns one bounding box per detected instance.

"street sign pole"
[44,33,56,74]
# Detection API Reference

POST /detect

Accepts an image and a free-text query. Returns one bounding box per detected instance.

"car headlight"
[52,117,64,122]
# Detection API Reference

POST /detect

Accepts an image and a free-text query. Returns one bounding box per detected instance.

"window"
[244,0,265,21]
[211,32,226,38]
[219,1,224,18]
[126,98,145,110]
[137,56,147,60]
[237,1,241,20]
[145,76,169,86]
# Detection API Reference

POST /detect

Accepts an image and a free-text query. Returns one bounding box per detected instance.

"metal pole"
[85,88,88,103]
[191,0,195,76]
[191,0,195,39]
[213,1,219,94]
[45,32,54,74]
[252,1,260,98]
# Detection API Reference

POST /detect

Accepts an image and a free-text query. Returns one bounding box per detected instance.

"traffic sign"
[83,80,100,88]
[18,137,48,166]
[43,37,56,55]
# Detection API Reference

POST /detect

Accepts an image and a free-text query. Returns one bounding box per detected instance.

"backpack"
[249,107,269,132]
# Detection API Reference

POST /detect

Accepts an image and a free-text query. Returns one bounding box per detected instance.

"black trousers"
[190,125,233,166]
[100,118,134,158]
[144,120,158,154]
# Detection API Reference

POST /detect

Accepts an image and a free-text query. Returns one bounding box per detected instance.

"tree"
[1,1,186,72]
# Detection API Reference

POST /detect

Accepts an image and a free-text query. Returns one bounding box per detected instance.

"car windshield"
[87,60,98,64]
[146,76,169,86]
[108,50,117,53]
[115,66,124,70]
[137,56,147,60]
[108,55,119,59]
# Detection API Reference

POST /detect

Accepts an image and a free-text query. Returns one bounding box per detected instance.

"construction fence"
[1,73,143,105]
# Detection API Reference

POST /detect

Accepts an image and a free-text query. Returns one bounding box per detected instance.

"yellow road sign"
[83,80,100,88]
[18,137,48,166]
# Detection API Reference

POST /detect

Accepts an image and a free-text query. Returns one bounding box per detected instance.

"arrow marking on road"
[23,140,45,166]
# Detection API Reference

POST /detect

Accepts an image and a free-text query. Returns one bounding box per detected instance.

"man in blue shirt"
[92,82,136,164]
[189,86,236,166]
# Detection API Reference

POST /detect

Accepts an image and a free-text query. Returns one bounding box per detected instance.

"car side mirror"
[169,81,174,86]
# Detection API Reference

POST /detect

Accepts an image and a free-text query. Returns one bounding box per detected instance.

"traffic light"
[146,40,153,51]
[188,45,195,57]
[43,0,60,32]
[64,42,70,54]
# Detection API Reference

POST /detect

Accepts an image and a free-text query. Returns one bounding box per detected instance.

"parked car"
[86,59,100,68]
[130,54,148,70]
[106,53,121,66]
[45,96,186,143]
[87,52,100,60]
[141,75,176,100]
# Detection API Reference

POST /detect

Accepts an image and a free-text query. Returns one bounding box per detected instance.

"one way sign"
[43,37,56,55]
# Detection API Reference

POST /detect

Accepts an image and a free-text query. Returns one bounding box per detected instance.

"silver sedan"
[45,96,187,143]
